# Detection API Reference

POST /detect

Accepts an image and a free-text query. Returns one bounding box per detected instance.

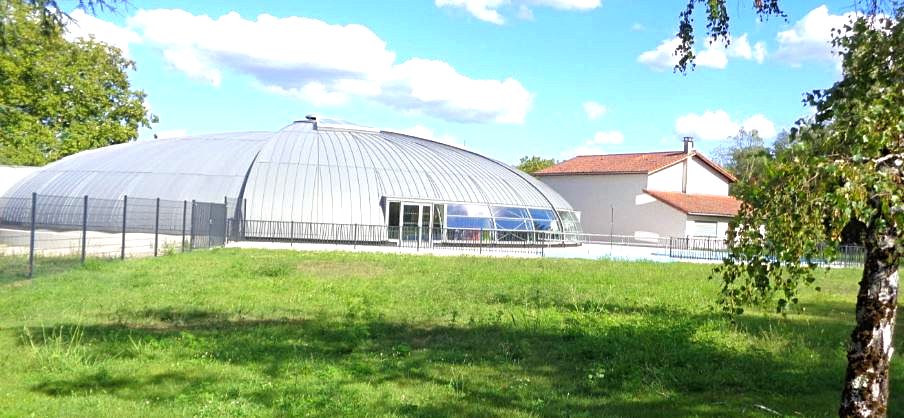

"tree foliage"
[713,129,771,192]
[0,0,118,48]
[713,8,902,415]
[0,0,154,165]
[517,156,556,175]
[716,7,902,315]
[674,0,888,73]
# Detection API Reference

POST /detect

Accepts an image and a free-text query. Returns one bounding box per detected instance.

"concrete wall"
[686,157,729,195]
[0,166,37,196]
[538,174,687,238]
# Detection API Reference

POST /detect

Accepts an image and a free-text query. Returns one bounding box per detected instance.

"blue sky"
[64,1,858,164]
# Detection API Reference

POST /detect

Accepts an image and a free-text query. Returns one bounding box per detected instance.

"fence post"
[189,200,195,251]
[417,226,421,252]
[242,198,247,240]
[28,192,36,279]
[354,224,358,249]
[479,227,482,255]
[121,195,127,260]
[81,195,88,264]
[223,196,229,245]
[154,197,160,257]
[181,200,187,253]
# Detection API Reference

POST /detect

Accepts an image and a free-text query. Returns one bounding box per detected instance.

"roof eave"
[687,211,737,217]
[535,170,650,177]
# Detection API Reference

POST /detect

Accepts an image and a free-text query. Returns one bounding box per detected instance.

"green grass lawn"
[0,249,897,417]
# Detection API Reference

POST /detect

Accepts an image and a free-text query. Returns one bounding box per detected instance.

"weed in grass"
[21,323,95,373]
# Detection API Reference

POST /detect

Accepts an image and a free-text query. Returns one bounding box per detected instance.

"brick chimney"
[683,136,694,154]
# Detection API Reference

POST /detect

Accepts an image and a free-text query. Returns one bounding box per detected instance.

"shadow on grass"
[19,301,899,417]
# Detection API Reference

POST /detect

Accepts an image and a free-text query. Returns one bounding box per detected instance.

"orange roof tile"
[643,189,742,217]
[536,150,736,182]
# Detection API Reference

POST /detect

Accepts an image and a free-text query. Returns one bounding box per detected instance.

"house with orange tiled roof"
[536,138,741,239]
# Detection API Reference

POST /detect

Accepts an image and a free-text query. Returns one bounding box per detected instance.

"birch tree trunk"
[839,218,900,417]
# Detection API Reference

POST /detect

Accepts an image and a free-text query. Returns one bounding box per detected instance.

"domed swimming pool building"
[1,117,582,245]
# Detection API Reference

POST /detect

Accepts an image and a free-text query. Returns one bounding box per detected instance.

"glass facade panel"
[446,216,492,229]
[557,210,582,234]
[532,219,555,231]
[388,201,400,240]
[494,218,530,231]
[447,204,491,217]
[385,199,581,244]
[528,208,556,220]
[492,206,529,219]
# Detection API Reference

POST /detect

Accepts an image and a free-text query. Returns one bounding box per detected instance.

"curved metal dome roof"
[2,119,574,226]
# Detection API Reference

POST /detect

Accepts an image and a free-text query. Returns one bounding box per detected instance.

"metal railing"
[666,236,866,267]
[236,219,583,256]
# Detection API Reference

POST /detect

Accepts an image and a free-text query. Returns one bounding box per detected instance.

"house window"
[693,221,718,237]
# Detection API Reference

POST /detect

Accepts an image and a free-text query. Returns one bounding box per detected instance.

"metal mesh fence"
[0,193,226,280]
[0,192,867,282]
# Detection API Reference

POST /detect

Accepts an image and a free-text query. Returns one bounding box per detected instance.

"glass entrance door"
[401,204,420,242]
[400,203,431,243]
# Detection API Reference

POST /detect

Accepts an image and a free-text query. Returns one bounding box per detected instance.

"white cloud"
[436,0,506,24]
[127,9,532,124]
[630,22,645,32]
[638,33,766,71]
[65,9,141,57]
[675,110,776,141]
[589,130,623,145]
[582,101,607,120]
[753,42,767,64]
[559,129,623,158]
[740,114,777,139]
[396,125,466,149]
[162,47,222,86]
[382,58,532,124]
[775,5,854,67]
[436,0,600,24]
[637,37,681,70]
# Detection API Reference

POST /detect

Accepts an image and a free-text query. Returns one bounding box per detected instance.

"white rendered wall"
[686,157,730,195]
[539,174,686,238]
[646,163,684,192]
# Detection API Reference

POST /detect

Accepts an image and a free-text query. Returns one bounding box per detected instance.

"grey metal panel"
[241,122,575,227]
[3,132,272,203]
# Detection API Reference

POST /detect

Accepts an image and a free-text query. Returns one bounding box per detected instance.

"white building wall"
[646,163,684,192]
[686,157,730,195]
[538,174,687,238]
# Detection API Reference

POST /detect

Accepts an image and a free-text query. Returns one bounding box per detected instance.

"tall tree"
[713,129,770,192]
[710,9,903,417]
[517,156,556,176]
[0,0,154,165]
